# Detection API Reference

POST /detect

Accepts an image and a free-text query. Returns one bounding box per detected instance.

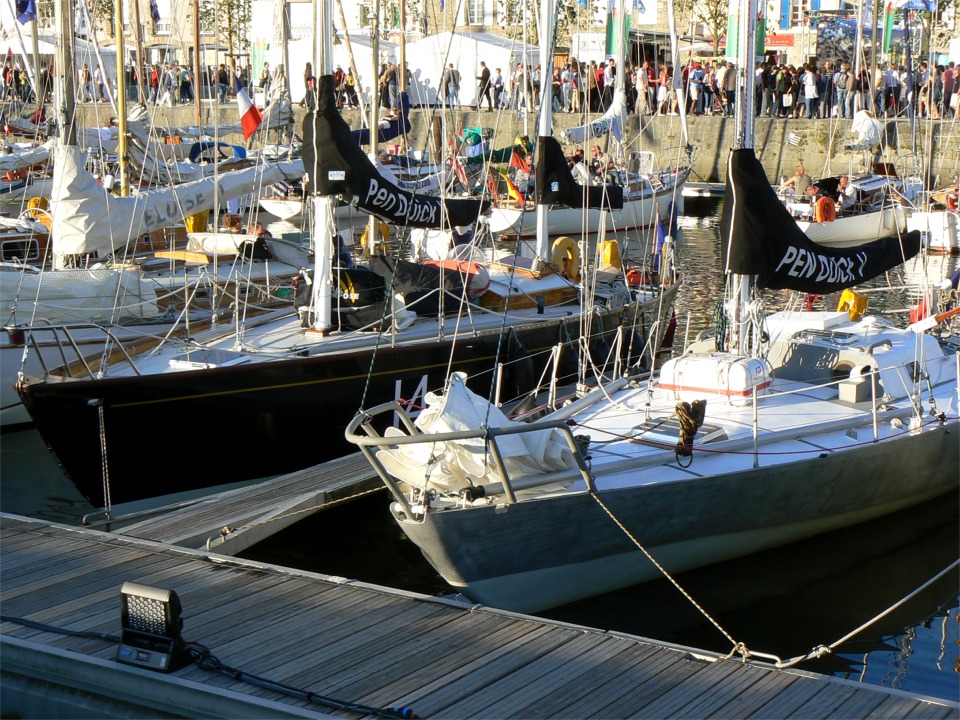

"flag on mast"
[234,73,263,140]
[16,0,36,24]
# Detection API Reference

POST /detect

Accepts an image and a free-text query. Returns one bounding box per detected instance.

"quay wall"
[76,104,960,186]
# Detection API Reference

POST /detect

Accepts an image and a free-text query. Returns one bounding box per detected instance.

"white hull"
[907,209,960,255]
[488,172,688,237]
[795,205,910,247]
[349,311,960,613]
[259,196,303,220]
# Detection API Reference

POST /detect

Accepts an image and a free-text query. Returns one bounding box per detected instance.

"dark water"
[3,198,958,703]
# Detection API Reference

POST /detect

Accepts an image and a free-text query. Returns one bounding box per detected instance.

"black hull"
[19,294,673,506]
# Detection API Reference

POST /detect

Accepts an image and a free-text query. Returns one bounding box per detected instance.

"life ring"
[551,236,581,282]
[360,221,391,256]
[814,196,836,223]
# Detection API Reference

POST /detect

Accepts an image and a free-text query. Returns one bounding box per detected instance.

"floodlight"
[116,582,190,672]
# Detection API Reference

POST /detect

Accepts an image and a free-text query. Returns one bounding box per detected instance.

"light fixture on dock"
[116,582,189,672]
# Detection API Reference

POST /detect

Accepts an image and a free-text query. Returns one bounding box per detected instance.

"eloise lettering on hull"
[142,191,209,229]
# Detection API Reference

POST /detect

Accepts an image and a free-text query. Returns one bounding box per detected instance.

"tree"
[199,0,252,67]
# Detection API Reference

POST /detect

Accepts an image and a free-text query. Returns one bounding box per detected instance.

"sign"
[765,34,795,47]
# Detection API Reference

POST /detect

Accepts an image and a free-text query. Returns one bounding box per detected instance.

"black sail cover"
[302,75,487,228]
[351,92,412,146]
[535,135,623,210]
[721,148,920,294]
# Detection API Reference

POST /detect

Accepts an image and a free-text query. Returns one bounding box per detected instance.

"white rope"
[776,559,960,669]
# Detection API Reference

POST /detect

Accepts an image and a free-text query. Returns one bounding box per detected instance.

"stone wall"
[77,103,960,186]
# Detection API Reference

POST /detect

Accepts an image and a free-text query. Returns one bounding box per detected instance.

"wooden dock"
[89,452,381,556]
[2,513,956,719]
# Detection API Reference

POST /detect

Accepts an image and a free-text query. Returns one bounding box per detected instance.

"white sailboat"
[345,0,959,614]
[488,8,690,239]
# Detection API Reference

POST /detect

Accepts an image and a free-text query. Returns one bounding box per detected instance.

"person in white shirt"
[836,175,857,212]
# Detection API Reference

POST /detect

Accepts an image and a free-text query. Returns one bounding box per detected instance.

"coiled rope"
[675,399,706,466]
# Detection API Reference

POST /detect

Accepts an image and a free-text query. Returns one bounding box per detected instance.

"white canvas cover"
[375,372,575,493]
[561,88,627,145]
[1,265,158,323]
[0,140,55,172]
[50,144,305,260]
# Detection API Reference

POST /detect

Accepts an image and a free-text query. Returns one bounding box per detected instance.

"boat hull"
[18,286,676,505]
[795,205,909,247]
[488,184,684,237]
[397,425,957,613]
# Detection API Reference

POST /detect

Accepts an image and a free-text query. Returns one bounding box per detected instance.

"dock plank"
[2,514,954,720]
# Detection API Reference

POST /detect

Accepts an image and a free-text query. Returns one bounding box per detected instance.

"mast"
[334,0,367,117]
[130,0,147,105]
[310,0,334,334]
[54,0,76,146]
[114,0,129,196]
[727,0,757,354]
[366,0,381,257]
[532,0,554,262]
[194,0,202,124]
[666,0,690,146]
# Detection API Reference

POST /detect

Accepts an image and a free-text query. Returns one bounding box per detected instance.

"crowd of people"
[49,51,959,123]
[754,59,957,120]
[457,55,958,122]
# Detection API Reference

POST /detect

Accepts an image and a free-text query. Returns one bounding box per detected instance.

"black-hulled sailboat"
[17,63,677,506]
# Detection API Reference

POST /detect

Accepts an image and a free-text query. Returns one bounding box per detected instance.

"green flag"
[882,2,895,54]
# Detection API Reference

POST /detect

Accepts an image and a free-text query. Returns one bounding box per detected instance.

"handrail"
[346,400,597,514]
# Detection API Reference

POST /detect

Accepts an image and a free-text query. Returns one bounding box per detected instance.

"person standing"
[833,63,849,119]
[491,67,504,109]
[802,64,818,119]
[303,62,316,110]
[602,57,615,110]
[723,61,736,115]
[79,63,92,103]
[94,64,106,102]
[819,61,835,118]
[560,63,575,112]
[476,60,491,110]
[259,62,271,105]
[216,63,229,103]
[943,62,956,119]
[636,60,650,114]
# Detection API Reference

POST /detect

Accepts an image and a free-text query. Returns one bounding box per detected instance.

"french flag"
[234,73,262,140]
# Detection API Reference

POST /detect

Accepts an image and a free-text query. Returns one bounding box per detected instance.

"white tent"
[401,32,539,108]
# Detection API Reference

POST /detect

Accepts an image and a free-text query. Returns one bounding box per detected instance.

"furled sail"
[560,88,626,145]
[535,135,623,210]
[50,144,305,259]
[301,75,487,229]
[351,92,412,146]
[722,148,920,293]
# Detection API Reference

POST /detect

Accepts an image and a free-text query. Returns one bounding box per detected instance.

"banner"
[301,75,487,230]
[721,148,920,294]
[535,135,622,210]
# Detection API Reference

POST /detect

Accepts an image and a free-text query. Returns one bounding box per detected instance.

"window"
[467,0,484,25]
[791,0,811,27]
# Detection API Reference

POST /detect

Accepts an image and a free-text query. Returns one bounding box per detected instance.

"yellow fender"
[598,239,621,269]
[360,221,391,256]
[25,196,52,230]
[551,236,581,282]
[837,288,868,320]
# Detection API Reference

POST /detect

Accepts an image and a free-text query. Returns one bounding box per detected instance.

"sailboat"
[488,11,691,239]
[344,0,959,614]
[16,54,677,507]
